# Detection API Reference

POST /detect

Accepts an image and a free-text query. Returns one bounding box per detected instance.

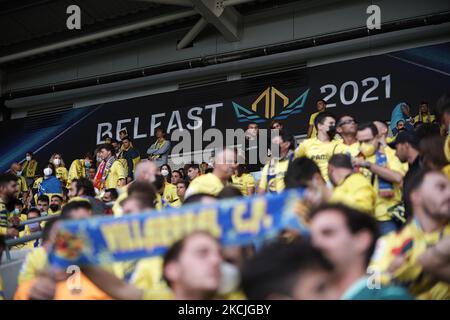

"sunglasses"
[338,119,356,127]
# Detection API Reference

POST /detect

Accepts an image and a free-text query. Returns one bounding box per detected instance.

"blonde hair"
[49,153,66,168]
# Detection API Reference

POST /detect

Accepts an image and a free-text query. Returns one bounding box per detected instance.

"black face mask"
[49,204,60,212]
[327,126,336,139]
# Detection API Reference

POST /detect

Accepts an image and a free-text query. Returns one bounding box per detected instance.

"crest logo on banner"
[232,87,309,123]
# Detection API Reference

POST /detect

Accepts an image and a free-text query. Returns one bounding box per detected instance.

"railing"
[3,215,59,262]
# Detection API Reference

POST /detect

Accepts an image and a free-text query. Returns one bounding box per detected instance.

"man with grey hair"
[185,148,237,199]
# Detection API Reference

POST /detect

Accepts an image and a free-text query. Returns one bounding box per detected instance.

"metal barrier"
[3,215,59,262]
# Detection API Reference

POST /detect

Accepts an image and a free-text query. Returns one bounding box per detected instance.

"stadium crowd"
[1,94,450,300]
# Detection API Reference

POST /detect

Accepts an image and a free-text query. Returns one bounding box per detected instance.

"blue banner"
[48,189,309,269]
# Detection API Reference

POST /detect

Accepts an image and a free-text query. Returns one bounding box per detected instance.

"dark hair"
[127,182,156,209]
[336,114,355,127]
[84,152,94,161]
[284,157,322,189]
[60,201,92,220]
[153,174,166,192]
[0,173,18,187]
[270,120,283,129]
[176,180,189,189]
[26,151,34,157]
[278,130,295,150]
[98,143,114,153]
[160,164,172,183]
[405,169,448,215]
[162,231,218,287]
[357,122,379,138]
[419,135,449,170]
[37,195,49,204]
[188,163,200,170]
[155,127,166,137]
[121,136,131,143]
[183,193,217,205]
[241,239,334,299]
[317,99,326,104]
[309,203,380,267]
[420,101,429,106]
[314,112,336,130]
[218,186,243,199]
[27,208,41,216]
[51,194,63,202]
[415,123,441,141]
[172,170,182,177]
[329,154,353,170]
[75,178,96,197]
[45,163,56,176]
[42,217,59,243]
[104,188,119,201]
[436,93,450,118]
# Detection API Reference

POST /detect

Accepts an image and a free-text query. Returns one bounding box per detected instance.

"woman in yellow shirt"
[231,165,255,196]
[49,153,68,185]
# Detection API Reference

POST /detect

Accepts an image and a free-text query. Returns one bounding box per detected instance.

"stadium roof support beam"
[189,0,241,42]
[222,0,255,7]
[0,10,198,65]
[177,17,208,49]
[132,0,193,7]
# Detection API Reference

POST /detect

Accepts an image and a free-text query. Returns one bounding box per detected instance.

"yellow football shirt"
[294,137,338,182]
[259,155,292,193]
[55,166,68,183]
[0,276,4,300]
[185,173,225,198]
[369,220,450,299]
[0,199,9,236]
[163,182,179,206]
[131,257,174,300]
[67,159,88,187]
[231,173,255,196]
[333,141,361,158]
[414,114,435,124]
[18,247,48,285]
[22,159,38,178]
[365,147,406,221]
[308,111,321,138]
[105,160,126,189]
[330,173,377,214]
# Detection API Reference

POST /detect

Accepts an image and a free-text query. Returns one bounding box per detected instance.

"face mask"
[217,262,240,295]
[326,125,336,139]
[53,158,61,166]
[13,208,20,215]
[360,142,376,157]
[16,170,22,177]
[49,204,60,212]
[85,160,91,168]
[103,201,114,208]
[208,161,214,168]
[41,211,48,217]
[96,156,102,162]
[26,156,32,162]
[29,222,41,232]
[161,169,169,177]
[43,168,53,176]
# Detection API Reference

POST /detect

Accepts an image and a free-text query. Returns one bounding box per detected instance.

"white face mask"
[16,171,22,176]
[161,169,169,177]
[53,158,61,166]
[217,262,240,295]
[43,168,53,176]
[26,156,32,162]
